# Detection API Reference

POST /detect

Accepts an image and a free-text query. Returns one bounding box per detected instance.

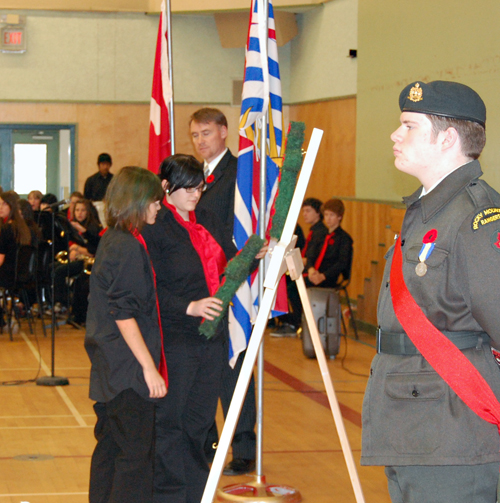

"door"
[0,125,76,198]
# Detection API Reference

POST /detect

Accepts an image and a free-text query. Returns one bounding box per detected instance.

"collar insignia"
[408,83,423,103]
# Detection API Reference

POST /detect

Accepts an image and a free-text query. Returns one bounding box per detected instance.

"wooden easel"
[201,128,366,503]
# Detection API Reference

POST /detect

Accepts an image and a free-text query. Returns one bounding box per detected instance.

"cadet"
[361,80,500,502]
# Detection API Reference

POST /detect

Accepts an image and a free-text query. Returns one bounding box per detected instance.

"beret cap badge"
[408,83,423,103]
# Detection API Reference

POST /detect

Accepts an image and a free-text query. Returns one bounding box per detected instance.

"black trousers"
[54,260,84,306]
[89,388,156,503]
[275,275,302,329]
[154,336,225,503]
[205,347,257,461]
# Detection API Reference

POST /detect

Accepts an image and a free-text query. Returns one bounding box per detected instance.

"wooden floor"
[0,318,391,503]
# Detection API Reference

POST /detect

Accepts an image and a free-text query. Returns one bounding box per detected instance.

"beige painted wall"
[0,10,291,104]
[289,0,357,103]
[356,0,500,201]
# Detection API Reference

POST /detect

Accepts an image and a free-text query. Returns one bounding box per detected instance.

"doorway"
[0,124,76,198]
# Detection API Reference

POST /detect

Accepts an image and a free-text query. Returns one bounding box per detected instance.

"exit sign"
[1,26,26,53]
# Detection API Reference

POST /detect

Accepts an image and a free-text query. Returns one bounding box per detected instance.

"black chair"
[1,245,41,340]
[336,250,358,340]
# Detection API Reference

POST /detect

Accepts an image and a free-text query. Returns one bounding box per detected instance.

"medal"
[415,262,427,276]
[415,229,438,277]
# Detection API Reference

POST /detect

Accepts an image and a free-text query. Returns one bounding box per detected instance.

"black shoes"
[223,458,256,476]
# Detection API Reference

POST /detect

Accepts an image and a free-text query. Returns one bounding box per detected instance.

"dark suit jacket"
[196,149,237,240]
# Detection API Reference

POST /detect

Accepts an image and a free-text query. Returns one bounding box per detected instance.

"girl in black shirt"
[85,166,167,503]
[142,154,265,503]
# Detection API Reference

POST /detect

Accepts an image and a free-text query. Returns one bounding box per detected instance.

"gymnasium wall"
[356,0,500,201]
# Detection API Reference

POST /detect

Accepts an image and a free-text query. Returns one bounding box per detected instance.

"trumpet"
[55,250,94,274]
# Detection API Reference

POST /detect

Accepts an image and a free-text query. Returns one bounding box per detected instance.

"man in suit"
[190,108,256,476]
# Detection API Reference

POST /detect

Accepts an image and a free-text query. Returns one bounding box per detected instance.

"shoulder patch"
[471,207,500,231]
[491,229,500,253]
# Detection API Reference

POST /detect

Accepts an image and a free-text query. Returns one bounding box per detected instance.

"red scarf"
[164,201,227,296]
[390,235,500,431]
[133,230,168,385]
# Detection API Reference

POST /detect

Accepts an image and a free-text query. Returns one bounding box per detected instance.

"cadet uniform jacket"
[361,160,500,466]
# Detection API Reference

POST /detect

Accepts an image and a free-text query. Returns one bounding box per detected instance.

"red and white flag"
[148,0,172,173]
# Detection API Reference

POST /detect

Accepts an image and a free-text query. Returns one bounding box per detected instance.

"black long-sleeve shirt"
[85,228,161,403]
[141,205,236,346]
[83,172,113,202]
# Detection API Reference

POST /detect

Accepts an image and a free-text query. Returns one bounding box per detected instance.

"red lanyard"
[302,230,313,258]
[314,233,334,271]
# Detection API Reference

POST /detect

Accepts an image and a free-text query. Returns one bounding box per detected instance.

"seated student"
[0,192,33,330]
[66,191,84,221]
[0,191,32,288]
[271,198,327,337]
[53,198,102,316]
[306,198,353,288]
[28,190,43,212]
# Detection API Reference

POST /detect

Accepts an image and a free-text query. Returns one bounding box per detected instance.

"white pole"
[256,0,270,478]
[165,0,175,153]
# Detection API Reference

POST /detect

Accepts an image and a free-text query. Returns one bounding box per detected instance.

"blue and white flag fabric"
[229,0,286,367]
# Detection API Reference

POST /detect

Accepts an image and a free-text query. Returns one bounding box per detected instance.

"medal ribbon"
[390,235,500,432]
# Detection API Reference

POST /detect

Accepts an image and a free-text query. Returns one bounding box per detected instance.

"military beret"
[399,80,486,127]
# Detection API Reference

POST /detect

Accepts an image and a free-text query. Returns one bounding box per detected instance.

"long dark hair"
[1,191,31,245]
[74,198,101,229]
[158,154,204,194]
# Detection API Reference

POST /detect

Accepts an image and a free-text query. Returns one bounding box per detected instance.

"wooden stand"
[201,129,365,503]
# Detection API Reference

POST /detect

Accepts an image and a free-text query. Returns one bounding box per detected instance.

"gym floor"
[0,318,390,503]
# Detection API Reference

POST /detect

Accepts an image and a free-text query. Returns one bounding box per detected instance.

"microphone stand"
[37,206,69,387]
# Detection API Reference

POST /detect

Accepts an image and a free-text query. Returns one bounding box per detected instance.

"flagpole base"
[216,475,301,503]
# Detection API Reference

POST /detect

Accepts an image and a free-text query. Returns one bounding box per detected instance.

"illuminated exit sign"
[1,26,26,53]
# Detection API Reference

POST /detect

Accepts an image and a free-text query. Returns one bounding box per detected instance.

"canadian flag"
[148,0,172,173]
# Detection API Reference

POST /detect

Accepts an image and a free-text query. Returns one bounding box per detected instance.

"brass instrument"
[55,250,68,264]
[81,255,95,275]
[55,250,94,274]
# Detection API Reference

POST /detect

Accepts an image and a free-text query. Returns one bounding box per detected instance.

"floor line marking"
[263,360,362,428]
[21,332,87,427]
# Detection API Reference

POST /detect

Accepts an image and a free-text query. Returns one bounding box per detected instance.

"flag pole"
[165,0,175,154]
[256,0,269,480]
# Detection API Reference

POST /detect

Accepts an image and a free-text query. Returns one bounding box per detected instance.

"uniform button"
[401,239,405,246]
[386,281,389,288]
[370,368,373,375]
[412,389,419,397]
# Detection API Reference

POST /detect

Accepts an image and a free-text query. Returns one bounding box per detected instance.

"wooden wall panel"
[0,102,244,193]
[289,98,356,204]
[0,98,405,325]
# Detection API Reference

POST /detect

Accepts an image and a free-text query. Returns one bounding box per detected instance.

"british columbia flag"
[229,0,286,366]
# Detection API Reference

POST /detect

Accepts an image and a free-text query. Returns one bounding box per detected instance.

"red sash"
[390,235,500,431]
[133,231,168,385]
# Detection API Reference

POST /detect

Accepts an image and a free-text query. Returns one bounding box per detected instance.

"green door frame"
[0,124,76,194]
